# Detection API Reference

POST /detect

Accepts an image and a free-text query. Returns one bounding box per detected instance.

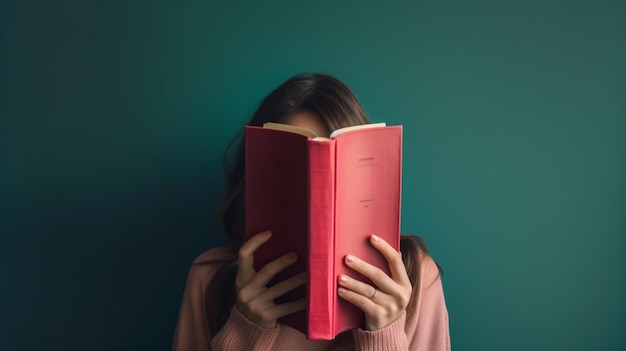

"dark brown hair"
[204,73,440,335]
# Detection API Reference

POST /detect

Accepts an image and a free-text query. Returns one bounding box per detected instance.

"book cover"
[245,122,402,340]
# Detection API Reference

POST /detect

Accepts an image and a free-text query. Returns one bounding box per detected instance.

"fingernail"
[263,230,272,237]
[371,234,380,242]
[299,273,307,281]
[346,255,355,263]
[338,287,347,294]
[340,275,348,282]
[287,252,297,260]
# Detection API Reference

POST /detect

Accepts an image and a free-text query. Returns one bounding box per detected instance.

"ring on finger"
[370,288,377,299]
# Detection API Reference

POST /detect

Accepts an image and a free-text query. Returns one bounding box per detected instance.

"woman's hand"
[235,230,307,329]
[337,234,412,331]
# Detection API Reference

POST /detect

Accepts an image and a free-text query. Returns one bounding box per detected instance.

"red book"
[245,122,402,340]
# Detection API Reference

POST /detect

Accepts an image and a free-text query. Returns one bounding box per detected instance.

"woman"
[173,73,450,350]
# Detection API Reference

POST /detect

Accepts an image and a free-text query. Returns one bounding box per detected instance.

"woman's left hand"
[337,234,412,331]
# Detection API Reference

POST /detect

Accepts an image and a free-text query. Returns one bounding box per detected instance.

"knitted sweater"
[172,248,450,350]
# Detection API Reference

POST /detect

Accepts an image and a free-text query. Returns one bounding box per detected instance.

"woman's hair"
[204,73,439,335]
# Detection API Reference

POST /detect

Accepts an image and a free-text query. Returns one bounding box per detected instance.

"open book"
[245,122,402,340]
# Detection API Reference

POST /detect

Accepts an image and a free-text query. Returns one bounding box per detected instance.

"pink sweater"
[172,248,450,351]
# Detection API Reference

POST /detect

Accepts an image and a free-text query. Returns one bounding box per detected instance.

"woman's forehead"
[283,111,331,138]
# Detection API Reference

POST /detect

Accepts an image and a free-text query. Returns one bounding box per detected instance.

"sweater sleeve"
[172,249,280,351]
[351,253,450,351]
[210,306,280,350]
[352,312,409,350]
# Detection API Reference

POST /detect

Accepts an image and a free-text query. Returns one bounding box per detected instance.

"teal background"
[1,0,625,350]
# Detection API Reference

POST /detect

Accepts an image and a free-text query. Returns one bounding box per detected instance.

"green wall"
[2,0,625,350]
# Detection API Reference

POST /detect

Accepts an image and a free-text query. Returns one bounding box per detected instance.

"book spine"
[307,140,335,340]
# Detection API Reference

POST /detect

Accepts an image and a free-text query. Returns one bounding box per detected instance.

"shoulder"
[173,247,238,349]
[192,247,237,265]
[184,247,237,289]
[417,251,441,287]
[404,251,449,348]
[400,235,442,290]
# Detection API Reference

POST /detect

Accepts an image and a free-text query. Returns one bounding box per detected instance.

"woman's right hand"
[235,230,307,329]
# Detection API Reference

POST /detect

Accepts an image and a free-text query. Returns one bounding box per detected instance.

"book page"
[264,121,388,140]
[329,123,386,139]
[263,122,318,138]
